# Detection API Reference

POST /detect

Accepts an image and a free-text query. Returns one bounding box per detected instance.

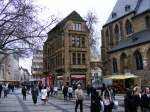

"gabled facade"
[43,11,90,88]
[101,0,150,87]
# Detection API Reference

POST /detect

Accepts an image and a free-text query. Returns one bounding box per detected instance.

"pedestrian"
[22,86,27,100]
[50,85,54,96]
[101,83,106,96]
[3,84,8,98]
[31,85,39,104]
[75,84,84,112]
[0,84,2,98]
[102,87,113,112]
[133,86,142,112]
[124,89,135,112]
[141,87,150,112]
[68,85,73,100]
[63,85,68,100]
[41,86,48,105]
[91,87,101,112]
[47,86,50,97]
[38,84,42,93]
[27,85,30,94]
[87,84,91,96]
[53,85,58,96]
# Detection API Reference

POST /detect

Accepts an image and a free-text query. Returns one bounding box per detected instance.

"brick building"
[43,11,90,88]
[101,0,150,87]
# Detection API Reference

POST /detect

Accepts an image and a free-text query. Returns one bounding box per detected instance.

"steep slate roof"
[48,11,85,34]
[109,29,150,53]
[105,0,150,25]
[136,0,150,14]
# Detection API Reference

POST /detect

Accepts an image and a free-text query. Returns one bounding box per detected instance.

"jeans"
[75,100,83,112]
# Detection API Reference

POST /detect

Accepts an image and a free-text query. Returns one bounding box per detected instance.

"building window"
[77,53,81,65]
[82,53,86,64]
[147,49,150,70]
[82,37,85,47]
[73,23,81,31]
[134,51,143,70]
[114,24,120,44]
[125,20,133,35]
[72,53,76,65]
[112,12,117,18]
[76,37,80,47]
[112,58,118,73]
[145,15,150,28]
[72,36,81,47]
[72,37,76,47]
[125,5,131,12]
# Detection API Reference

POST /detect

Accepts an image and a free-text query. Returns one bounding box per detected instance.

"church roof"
[109,29,150,53]
[105,0,150,25]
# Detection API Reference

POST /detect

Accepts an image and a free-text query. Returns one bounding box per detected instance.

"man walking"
[141,87,150,112]
[75,84,84,112]
[22,86,27,100]
[63,85,68,100]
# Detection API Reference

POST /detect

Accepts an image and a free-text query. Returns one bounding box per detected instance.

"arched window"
[147,49,150,70]
[112,58,118,73]
[106,29,109,45]
[125,20,133,35]
[134,51,143,70]
[120,53,128,73]
[114,24,120,44]
[145,15,150,28]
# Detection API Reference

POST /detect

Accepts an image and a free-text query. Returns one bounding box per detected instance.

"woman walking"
[102,87,113,112]
[41,86,48,105]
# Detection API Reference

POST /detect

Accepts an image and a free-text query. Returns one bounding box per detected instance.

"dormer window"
[125,5,131,12]
[112,12,117,18]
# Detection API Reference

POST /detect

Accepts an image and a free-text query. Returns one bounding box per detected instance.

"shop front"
[71,74,86,89]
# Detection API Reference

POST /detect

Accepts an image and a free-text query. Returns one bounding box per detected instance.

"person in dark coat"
[63,85,68,100]
[141,87,150,112]
[124,89,135,112]
[0,84,2,98]
[22,86,27,100]
[31,85,39,104]
[86,85,91,96]
[91,87,101,112]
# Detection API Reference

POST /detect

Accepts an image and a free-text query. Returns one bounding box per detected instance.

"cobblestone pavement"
[0,89,125,112]
[0,89,90,112]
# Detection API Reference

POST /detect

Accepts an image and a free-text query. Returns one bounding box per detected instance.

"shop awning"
[104,74,138,80]
[57,76,63,80]
[71,75,85,80]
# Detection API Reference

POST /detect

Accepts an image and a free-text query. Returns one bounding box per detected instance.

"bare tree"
[0,0,58,57]
[85,11,98,48]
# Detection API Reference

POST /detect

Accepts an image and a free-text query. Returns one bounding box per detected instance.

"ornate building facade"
[101,0,150,87]
[43,11,90,88]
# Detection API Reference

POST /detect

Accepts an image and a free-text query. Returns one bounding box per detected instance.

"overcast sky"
[19,0,117,73]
